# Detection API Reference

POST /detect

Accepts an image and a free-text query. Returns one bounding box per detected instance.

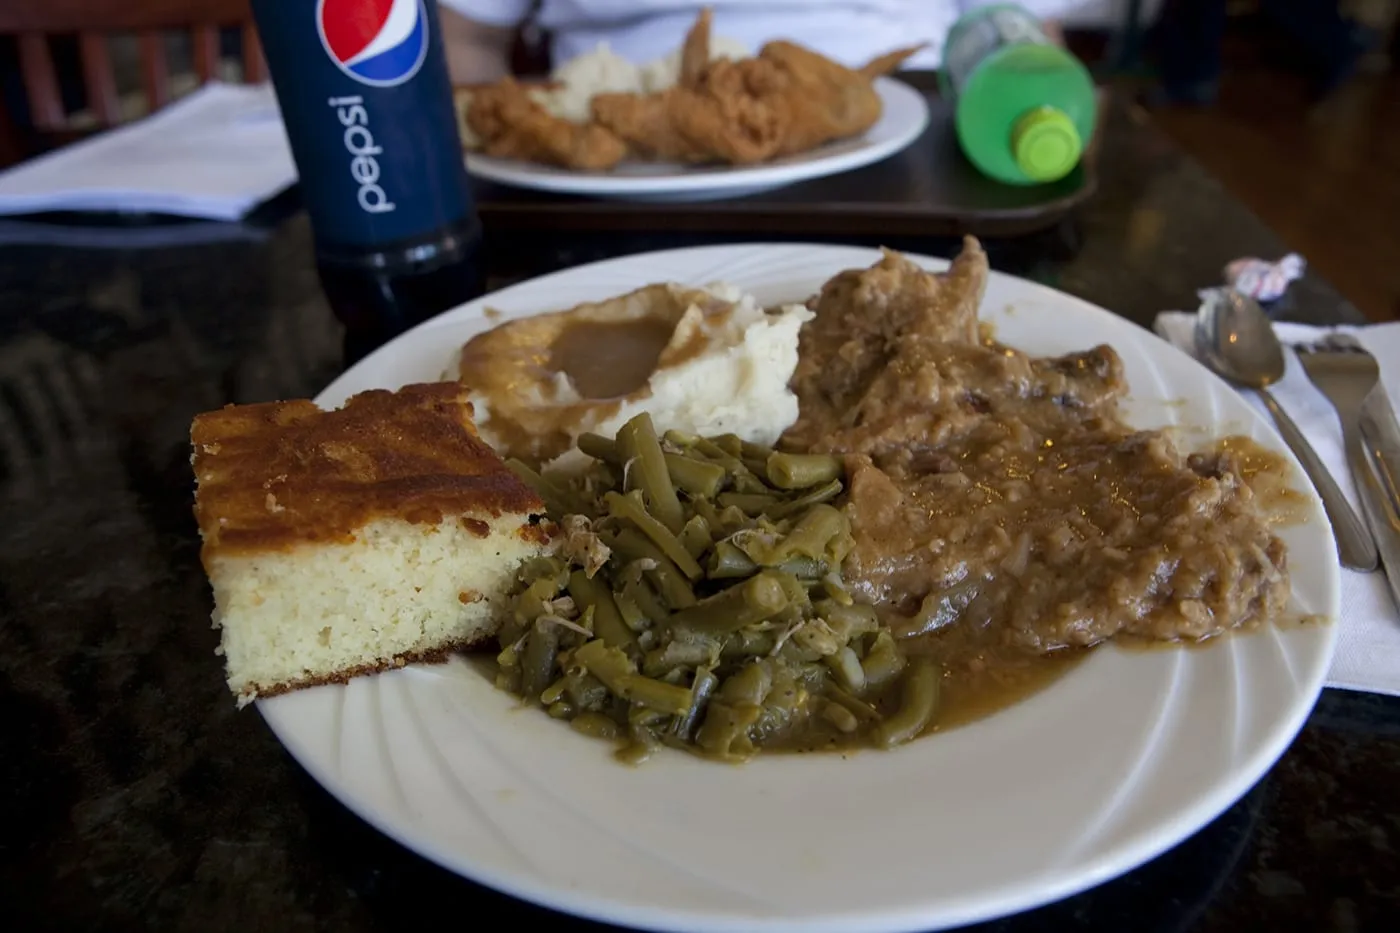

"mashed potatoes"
[448,283,811,471]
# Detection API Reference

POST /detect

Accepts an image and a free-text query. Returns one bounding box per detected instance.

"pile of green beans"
[496,413,940,764]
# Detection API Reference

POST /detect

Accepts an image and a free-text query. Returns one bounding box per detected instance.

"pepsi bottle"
[250,0,483,365]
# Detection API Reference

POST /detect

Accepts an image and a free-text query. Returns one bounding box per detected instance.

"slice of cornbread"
[190,382,551,706]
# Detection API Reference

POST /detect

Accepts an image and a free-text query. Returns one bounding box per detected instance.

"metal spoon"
[1195,289,1378,571]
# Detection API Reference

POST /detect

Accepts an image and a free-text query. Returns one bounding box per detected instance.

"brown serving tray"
[473,74,1105,240]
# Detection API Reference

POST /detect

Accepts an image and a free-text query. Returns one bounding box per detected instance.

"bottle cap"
[1010,107,1082,183]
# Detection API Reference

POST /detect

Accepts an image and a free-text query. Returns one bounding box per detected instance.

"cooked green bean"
[491,419,938,764]
[688,495,722,528]
[613,586,649,632]
[605,491,703,580]
[571,639,696,715]
[825,684,880,723]
[567,570,634,649]
[679,514,711,560]
[721,628,777,658]
[577,432,621,464]
[682,436,768,493]
[622,578,670,628]
[674,667,719,741]
[609,528,697,608]
[662,428,703,447]
[520,622,562,701]
[717,492,782,515]
[772,504,850,563]
[718,659,773,706]
[540,676,568,706]
[714,434,746,457]
[512,576,560,629]
[876,659,941,747]
[643,642,713,679]
[571,712,622,741]
[695,700,760,760]
[623,674,696,715]
[817,600,880,641]
[824,646,866,693]
[708,540,759,579]
[564,670,609,710]
[775,556,827,579]
[739,438,775,461]
[504,458,578,516]
[668,573,788,635]
[769,478,844,518]
[664,453,726,499]
[822,701,860,733]
[765,451,843,490]
[617,413,685,534]
[861,631,906,688]
[820,573,854,606]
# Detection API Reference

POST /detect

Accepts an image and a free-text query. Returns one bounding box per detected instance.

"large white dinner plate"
[464,78,930,202]
[260,244,1339,933]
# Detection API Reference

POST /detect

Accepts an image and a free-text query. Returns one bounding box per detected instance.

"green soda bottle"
[939,3,1096,185]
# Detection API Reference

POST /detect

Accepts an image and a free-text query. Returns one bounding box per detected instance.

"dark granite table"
[2,98,1398,933]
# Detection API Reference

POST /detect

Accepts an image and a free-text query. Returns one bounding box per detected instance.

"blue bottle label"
[943,4,1050,98]
[253,0,474,248]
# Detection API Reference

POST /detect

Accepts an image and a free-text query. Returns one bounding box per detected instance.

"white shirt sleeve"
[436,0,536,28]
[958,0,1088,20]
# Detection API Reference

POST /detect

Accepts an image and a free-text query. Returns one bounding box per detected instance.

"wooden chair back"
[1,0,266,132]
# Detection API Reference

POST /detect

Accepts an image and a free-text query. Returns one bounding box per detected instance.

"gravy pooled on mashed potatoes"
[453,283,812,470]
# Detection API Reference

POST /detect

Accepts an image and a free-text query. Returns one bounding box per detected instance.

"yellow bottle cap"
[1011,107,1082,183]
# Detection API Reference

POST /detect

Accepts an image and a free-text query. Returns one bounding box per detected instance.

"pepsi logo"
[318,0,429,87]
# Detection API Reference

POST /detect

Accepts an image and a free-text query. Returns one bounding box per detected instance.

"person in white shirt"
[437,1,1080,84]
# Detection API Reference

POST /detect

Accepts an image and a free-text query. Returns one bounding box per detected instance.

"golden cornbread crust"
[244,633,493,701]
[191,382,546,560]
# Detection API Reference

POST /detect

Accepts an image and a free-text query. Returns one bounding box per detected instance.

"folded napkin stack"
[1154,312,1400,696]
[0,83,296,221]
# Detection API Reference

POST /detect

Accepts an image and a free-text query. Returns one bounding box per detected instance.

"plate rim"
[464,78,930,197]
[266,242,1340,933]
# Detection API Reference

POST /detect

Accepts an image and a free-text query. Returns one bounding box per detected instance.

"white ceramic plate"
[260,245,1339,933]
[464,79,930,202]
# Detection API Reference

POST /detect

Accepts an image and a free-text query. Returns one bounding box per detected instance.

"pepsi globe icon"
[252,0,484,365]
[318,0,430,86]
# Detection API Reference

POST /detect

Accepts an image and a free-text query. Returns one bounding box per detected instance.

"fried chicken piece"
[757,41,918,156]
[678,6,713,89]
[593,57,789,164]
[858,44,925,81]
[466,77,627,171]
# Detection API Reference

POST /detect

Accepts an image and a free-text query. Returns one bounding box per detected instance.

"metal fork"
[1294,336,1400,601]
[1293,336,1381,494]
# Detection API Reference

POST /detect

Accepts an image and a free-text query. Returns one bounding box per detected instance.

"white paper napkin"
[1154,312,1400,696]
[0,82,296,221]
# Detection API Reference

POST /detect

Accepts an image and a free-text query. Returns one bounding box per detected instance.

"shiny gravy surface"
[780,240,1300,736]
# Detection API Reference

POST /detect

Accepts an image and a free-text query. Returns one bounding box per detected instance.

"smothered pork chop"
[783,238,1290,665]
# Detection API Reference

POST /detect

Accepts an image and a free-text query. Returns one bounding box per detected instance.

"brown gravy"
[1207,435,1312,526]
[454,283,738,464]
[782,240,1295,693]
[549,319,677,400]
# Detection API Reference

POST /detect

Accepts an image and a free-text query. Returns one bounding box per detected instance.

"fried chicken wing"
[678,7,713,89]
[466,78,627,171]
[594,57,789,164]
[757,41,891,155]
[858,44,925,81]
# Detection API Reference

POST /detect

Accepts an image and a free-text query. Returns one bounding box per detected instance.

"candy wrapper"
[1222,253,1306,303]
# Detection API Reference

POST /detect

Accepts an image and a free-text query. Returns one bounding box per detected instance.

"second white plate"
[465,79,930,202]
[261,244,1338,933]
